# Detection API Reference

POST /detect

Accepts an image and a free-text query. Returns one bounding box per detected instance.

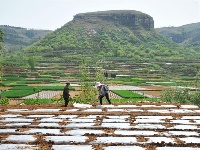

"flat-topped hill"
[74,10,154,29]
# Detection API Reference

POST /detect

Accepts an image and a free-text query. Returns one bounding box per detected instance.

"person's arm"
[97,86,101,96]
[66,88,70,97]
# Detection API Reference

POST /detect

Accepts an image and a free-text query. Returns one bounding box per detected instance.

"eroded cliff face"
[74,10,154,29]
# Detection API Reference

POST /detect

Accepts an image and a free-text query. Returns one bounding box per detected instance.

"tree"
[78,56,96,103]
[28,56,36,71]
[194,64,200,88]
[195,71,200,88]
[95,62,106,83]
[0,30,3,49]
[0,30,4,85]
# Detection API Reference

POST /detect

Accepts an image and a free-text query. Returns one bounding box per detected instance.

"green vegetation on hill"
[156,22,200,50]
[1,10,200,81]
[0,29,3,49]
[24,10,191,62]
[0,25,52,51]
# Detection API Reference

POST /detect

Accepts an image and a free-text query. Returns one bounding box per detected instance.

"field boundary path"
[0,103,200,150]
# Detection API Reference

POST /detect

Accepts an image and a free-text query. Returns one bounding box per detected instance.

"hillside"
[24,10,185,61]
[0,25,52,51]
[2,10,200,79]
[156,22,200,49]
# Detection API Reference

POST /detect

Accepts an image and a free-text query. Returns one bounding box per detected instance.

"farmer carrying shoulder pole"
[95,82,111,105]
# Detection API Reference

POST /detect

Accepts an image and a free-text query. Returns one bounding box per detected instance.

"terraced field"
[20,85,166,100]
[0,103,200,150]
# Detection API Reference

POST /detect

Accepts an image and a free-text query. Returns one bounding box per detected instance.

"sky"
[0,0,200,30]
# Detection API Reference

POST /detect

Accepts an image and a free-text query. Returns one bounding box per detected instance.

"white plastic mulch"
[0,103,200,149]
[22,91,62,99]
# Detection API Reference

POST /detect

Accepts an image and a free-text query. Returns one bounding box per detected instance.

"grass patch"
[2,85,75,98]
[2,89,38,98]
[112,90,146,98]
[22,98,64,105]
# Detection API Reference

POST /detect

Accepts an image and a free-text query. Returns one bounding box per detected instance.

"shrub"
[161,87,200,105]
[0,98,9,105]
[190,92,200,105]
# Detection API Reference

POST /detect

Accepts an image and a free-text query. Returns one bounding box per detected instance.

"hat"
[95,82,101,87]
[66,81,70,84]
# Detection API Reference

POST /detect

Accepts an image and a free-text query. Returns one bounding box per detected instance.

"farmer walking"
[63,81,71,107]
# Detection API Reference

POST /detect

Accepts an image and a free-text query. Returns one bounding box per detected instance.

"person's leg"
[98,95,103,105]
[105,93,111,104]
[64,97,69,107]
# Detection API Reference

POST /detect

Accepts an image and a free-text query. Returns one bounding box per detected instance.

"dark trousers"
[98,93,111,105]
[64,97,69,107]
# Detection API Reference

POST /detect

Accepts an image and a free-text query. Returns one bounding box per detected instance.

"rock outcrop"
[74,10,154,29]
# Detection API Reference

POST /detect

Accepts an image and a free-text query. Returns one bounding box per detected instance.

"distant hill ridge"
[0,25,52,50]
[156,22,200,49]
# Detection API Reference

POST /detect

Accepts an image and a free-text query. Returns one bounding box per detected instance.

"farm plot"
[22,91,62,99]
[21,90,122,100]
[8,85,165,100]
[0,103,200,150]
[109,85,165,98]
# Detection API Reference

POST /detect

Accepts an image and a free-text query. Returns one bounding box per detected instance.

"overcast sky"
[0,0,200,30]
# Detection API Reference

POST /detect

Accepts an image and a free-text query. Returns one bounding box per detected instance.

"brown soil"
[138,85,169,97]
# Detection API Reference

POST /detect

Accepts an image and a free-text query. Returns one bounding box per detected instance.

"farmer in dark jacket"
[63,81,70,107]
